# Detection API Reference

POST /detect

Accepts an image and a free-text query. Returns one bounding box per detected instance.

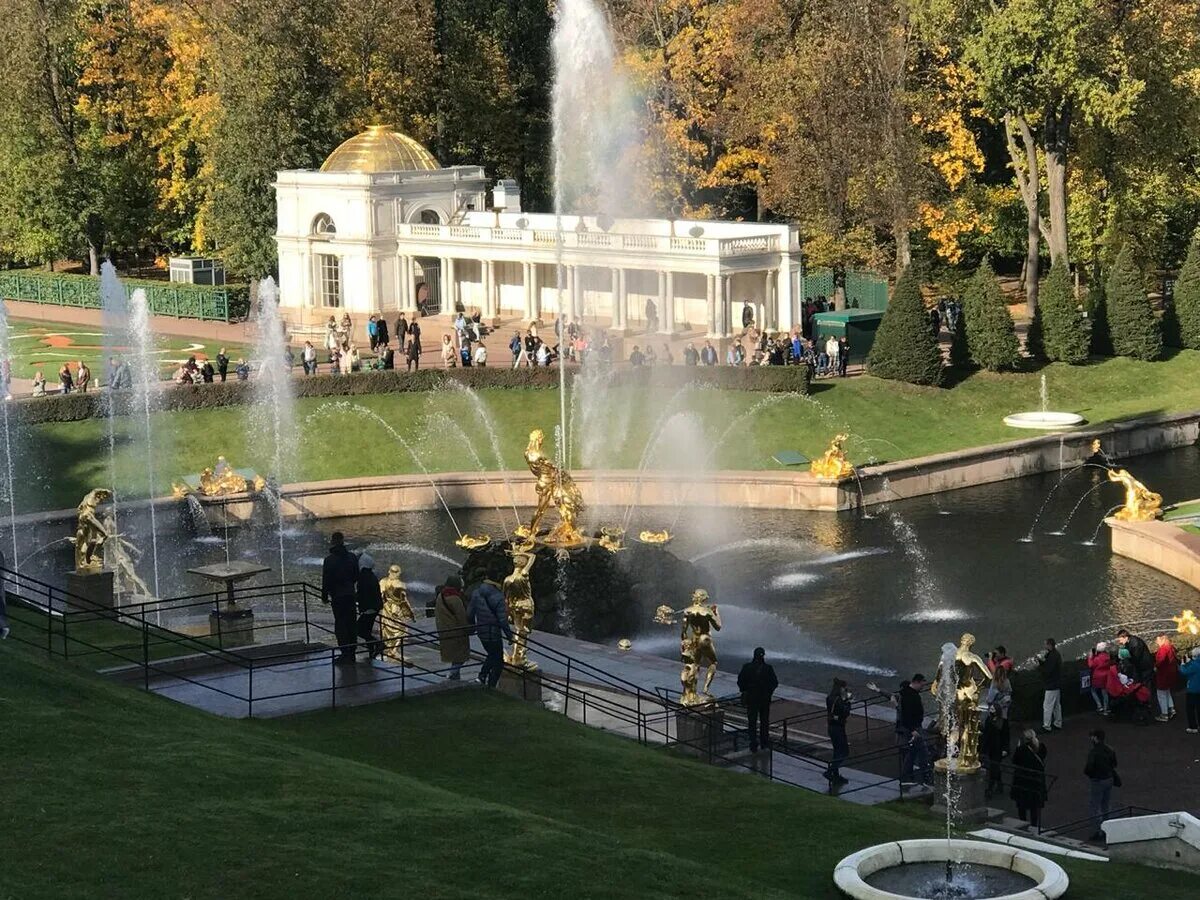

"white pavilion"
[274,125,805,336]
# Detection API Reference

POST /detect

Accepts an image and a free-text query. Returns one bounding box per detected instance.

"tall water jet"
[128,286,163,599]
[0,300,19,575]
[251,278,297,627]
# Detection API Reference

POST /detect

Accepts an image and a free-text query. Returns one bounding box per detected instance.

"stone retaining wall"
[1108,518,1200,592]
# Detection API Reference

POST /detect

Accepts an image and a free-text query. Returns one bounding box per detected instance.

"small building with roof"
[275,125,805,336]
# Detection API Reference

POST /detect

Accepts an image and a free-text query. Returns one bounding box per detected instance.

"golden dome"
[320,125,440,174]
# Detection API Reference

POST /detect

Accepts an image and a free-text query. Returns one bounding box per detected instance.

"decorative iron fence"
[0,271,249,322]
[803,269,890,310]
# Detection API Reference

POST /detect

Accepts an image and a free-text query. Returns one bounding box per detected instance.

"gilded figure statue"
[455,534,491,550]
[638,530,671,545]
[177,456,264,498]
[598,526,625,553]
[72,488,113,572]
[655,590,722,706]
[1107,468,1163,522]
[504,545,538,669]
[100,512,152,598]
[380,564,415,666]
[930,633,993,773]
[518,428,585,546]
[810,433,854,480]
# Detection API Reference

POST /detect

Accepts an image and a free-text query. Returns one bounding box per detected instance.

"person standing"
[825,678,851,786]
[468,569,511,688]
[701,341,717,366]
[1154,633,1179,721]
[1038,637,1063,732]
[58,362,73,395]
[367,315,379,352]
[1084,728,1118,840]
[356,552,383,659]
[406,339,420,372]
[825,335,840,375]
[376,315,390,350]
[395,313,409,350]
[216,348,230,383]
[509,331,524,368]
[409,319,422,356]
[200,360,215,383]
[838,336,850,376]
[473,342,488,367]
[76,361,91,393]
[1010,729,1048,829]
[737,647,779,753]
[302,341,317,375]
[1087,642,1113,714]
[434,574,471,680]
[893,674,931,787]
[629,345,645,367]
[1179,647,1200,734]
[321,531,360,664]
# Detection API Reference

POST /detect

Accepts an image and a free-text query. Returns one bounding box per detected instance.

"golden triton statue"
[1107,468,1163,521]
[517,429,585,546]
[931,633,992,773]
[380,564,415,665]
[504,543,538,669]
[810,433,854,480]
[656,590,722,706]
[72,488,113,572]
[101,512,152,598]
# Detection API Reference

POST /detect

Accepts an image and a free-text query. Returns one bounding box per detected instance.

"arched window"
[419,209,441,225]
[311,213,337,236]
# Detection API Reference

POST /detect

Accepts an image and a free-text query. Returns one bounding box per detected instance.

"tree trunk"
[1042,101,1072,266]
[88,241,101,277]
[1004,112,1045,316]
[894,221,911,274]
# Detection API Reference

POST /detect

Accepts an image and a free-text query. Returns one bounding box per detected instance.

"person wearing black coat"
[395,314,409,347]
[1038,638,1063,732]
[1116,630,1154,682]
[355,553,383,659]
[825,679,852,785]
[216,350,230,383]
[321,532,360,664]
[376,317,390,349]
[1010,729,1048,827]
[737,647,779,752]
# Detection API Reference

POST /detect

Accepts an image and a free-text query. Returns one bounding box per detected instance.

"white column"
[483,260,496,317]
[706,274,718,337]
[764,269,776,330]
[656,271,666,334]
[522,263,534,320]
[721,275,733,337]
[530,262,541,320]
[661,271,675,334]
[569,266,581,323]
[610,268,622,329]
[399,255,411,310]
[618,269,629,330]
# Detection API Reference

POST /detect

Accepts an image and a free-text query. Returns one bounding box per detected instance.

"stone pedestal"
[209,606,255,646]
[931,766,990,825]
[497,666,542,702]
[675,705,725,760]
[66,569,115,610]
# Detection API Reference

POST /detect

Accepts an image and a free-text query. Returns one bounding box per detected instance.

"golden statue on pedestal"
[380,564,415,665]
[504,544,538,669]
[173,456,267,498]
[931,633,992,773]
[517,429,585,546]
[655,589,722,706]
[72,489,113,572]
[811,433,854,480]
[1107,468,1163,521]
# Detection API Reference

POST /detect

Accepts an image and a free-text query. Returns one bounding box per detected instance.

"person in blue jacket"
[1179,647,1200,734]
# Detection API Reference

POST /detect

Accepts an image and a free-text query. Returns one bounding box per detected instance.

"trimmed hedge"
[1176,230,1200,350]
[963,260,1020,371]
[1106,244,1162,361]
[866,267,943,385]
[1035,263,1090,364]
[12,364,811,426]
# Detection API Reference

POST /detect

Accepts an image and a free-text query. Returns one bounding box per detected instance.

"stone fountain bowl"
[1002,411,1085,430]
[833,839,1068,900]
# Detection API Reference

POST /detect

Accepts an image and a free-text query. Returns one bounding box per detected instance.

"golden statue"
[656,590,722,706]
[101,512,152,598]
[72,488,113,572]
[1107,468,1163,521]
[638,530,672,545]
[811,433,854,480]
[455,534,491,550]
[598,526,625,553]
[380,564,415,665]
[1174,609,1200,636]
[504,544,538,669]
[177,456,266,497]
[518,428,585,546]
[930,633,993,773]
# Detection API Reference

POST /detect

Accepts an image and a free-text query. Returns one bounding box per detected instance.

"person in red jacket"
[1087,642,1112,715]
[1154,634,1180,722]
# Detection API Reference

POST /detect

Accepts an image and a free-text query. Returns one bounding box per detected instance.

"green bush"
[1037,263,1090,364]
[963,260,1020,371]
[865,267,943,385]
[1174,230,1200,350]
[12,364,811,426]
[1106,244,1162,361]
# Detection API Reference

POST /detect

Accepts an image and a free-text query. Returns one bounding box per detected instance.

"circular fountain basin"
[833,839,1068,900]
[1002,411,1085,430]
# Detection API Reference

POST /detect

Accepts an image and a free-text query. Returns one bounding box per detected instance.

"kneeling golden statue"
[811,433,854,480]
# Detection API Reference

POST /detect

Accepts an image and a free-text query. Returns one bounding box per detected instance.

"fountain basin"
[833,839,1068,900]
[1002,411,1085,430]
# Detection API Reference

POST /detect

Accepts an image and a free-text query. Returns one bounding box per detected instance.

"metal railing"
[0,271,248,322]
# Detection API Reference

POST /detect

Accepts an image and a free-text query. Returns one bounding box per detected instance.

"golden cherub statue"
[72,488,113,572]
[656,590,722,706]
[517,428,585,546]
[1107,468,1162,521]
[810,433,854,480]
[380,564,415,665]
[504,543,538,669]
[930,633,993,773]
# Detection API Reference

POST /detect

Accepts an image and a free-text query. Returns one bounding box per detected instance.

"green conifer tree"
[1106,244,1162,361]
[866,267,943,385]
[1174,230,1200,350]
[1038,263,1090,364]
[963,260,1020,371]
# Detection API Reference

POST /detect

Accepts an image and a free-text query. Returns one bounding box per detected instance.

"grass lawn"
[5,316,251,380]
[1,638,1187,898]
[16,349,1200,512]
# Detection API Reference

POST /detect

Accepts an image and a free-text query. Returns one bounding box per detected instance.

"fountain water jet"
[128,287,163,601]
[0,300,20,575]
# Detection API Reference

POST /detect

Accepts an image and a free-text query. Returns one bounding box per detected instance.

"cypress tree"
[1088,280,1113,356]
[1175,230,1200,350]
[866,267,943,385]
[1038,263,1090,364]
[963,260,1020,371]
[948,301,971,369]
[1106,244,1162,361]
